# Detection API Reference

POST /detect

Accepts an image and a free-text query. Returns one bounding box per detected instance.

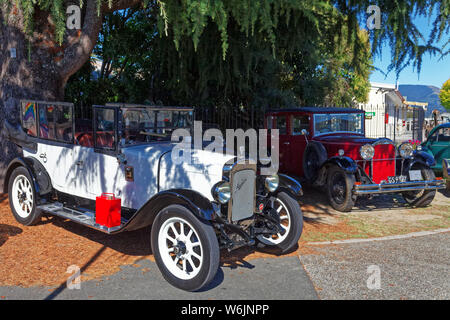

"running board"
[37,202,125,234]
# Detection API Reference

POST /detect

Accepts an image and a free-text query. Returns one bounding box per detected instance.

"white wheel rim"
[257,197,291,245]
[11,174,34,218]
[158,217,203,280]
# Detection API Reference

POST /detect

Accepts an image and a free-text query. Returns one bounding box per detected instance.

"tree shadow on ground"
[41,216,229,296]
[300,186,413,215]
[0,193,7,205]
[42,214,153,257]
[0,223,22,247]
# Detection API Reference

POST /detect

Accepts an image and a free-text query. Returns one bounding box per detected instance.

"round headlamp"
[360,144,375,160]
[265,175,279,192]
[399,142,414,158]
[212,181,231,204]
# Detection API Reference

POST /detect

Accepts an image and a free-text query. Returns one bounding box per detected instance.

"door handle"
[76,161,84,166]
[283,142,290,145]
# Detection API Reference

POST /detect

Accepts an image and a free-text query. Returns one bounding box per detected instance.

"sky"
[369,9,450,89]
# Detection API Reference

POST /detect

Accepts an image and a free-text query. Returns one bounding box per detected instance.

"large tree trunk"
[0,7,62,186]
[0,0,141,187]
[0,1,99,186]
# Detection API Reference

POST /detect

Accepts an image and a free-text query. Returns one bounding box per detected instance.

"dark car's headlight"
[360,144,375,160]
[399,142,414,158]
[265,175,279,192]
[212,181,231,204]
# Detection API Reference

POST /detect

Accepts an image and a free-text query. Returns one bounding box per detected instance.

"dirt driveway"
[0,188,449,289]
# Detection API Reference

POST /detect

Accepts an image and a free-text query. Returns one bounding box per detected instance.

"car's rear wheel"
[402,163,436,207]
[151,205,219,291]
[8,167,42,226]
[326,165,357,212]
[256,192,303,253]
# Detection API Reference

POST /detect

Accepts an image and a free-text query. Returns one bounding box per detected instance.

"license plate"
[409,170,423,181]
[387,175,407,183]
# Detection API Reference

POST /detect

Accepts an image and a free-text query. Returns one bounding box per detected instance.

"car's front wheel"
[326,165,357,212]
[151,205,220,291]
[402,163,436,207]
[256,192,303,253]
[8,167,42,226]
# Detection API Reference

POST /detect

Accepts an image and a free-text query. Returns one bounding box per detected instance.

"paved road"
[300,231,450,299]
[1,231,449,300]
[0,256,318,300]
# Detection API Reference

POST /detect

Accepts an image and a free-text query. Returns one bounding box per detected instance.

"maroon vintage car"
[265,107,445,212]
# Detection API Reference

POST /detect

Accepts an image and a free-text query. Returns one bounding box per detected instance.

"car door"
[288,114,311,177]
[428,127,450,168]
[72,106,123,200]
[34,102,77,193]
[275,114,290,173]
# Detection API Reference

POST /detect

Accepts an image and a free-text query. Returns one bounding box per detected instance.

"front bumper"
[353,179,446,195]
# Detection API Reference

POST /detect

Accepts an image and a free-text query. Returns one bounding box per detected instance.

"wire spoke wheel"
[158,217,203,280]
[11,175,34,218]
[330,171,347,205]
[257,197,291,245]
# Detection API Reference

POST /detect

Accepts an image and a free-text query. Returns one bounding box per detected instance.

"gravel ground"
[299,231,450,300]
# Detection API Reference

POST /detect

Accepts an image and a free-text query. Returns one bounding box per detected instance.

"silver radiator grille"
[230,169,256,222]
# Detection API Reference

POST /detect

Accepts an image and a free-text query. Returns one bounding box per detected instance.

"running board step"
[37,202,125,234]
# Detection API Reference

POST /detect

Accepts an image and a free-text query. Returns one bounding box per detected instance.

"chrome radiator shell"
[226,161,257,222]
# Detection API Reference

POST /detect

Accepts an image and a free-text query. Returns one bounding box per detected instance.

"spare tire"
[302,141,327,183]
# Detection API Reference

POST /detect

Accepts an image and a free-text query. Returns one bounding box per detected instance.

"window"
[38,104,56,140]
[156,110,193,131]
[314,113,364,135]
[121,108,193,146]
[432,128,450,142]
[21,101,37,137]
[55,105,73,142]
[276,116,287,135]
[292,115,310,135]
[266,116,274,129]
[94,108,116,150]
[37,103,73,143]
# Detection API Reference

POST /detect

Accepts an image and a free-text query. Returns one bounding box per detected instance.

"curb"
[307,227,450,245]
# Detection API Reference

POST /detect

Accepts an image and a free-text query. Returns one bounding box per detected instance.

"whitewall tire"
[151,205,219,291]
[8,167,42,226]
[256,192,303,253]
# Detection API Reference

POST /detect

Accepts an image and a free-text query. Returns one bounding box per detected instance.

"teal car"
[421,122,450,176]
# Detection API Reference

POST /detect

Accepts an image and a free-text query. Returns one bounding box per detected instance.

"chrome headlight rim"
[212,181,231,204]
[398,142,414,159]
[360,144,375,160]
[265,174,279,193]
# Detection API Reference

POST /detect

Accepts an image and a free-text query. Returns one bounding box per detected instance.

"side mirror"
[301,129,309,144]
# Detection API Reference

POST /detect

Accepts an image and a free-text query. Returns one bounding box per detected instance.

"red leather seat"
[96,132,114,149]
[76,132,94,147]
[75,132,114,148]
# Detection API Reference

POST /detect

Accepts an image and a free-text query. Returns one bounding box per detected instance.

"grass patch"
[303,205,450,243]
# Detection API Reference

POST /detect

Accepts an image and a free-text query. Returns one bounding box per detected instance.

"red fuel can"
[95,193,121,228]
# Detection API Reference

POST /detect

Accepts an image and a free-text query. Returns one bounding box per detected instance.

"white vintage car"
[3,101,304,291]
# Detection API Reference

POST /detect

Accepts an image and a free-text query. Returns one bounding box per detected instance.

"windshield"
[121,108,193,146]
[314,113,364,136]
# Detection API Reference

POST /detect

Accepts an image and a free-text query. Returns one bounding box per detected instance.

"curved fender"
[272,174,303,200]
[3,157,42,194]
[322,156,358,173]
[413,151,436,168]
[122,189,216,232]
[401,151,436,173]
